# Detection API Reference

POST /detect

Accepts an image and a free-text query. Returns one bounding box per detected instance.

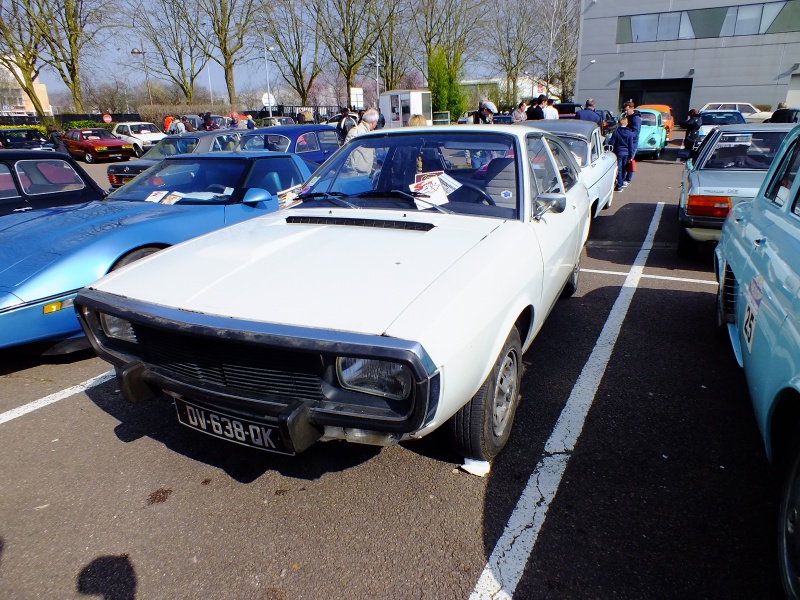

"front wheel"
[111,246,162,271]
[133,144,143,158]
[84,152,95,164]
[449,327,522,461]
[780,443,800,599]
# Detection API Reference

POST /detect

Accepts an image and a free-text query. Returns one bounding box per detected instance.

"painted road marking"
[0,370,114,426]
[583,268,716,286]
[471,203,666,600]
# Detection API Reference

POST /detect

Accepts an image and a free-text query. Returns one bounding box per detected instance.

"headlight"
[95,146,108,151]
[99,312,137,343]
[647,137,657,146]
[336,357,413,400]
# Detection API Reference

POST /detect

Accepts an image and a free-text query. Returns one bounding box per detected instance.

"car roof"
[245,124,337,135]
[164,150,297,160]
[700,110,743,114]
[0,150,74,159]
[356,123,554,142]
[115,122,157,126]
[712,123,796,132]
[515,119,598,138]
[1,127,41,132]
[162,130,236,140]
[639,104,672,112]
[637,108,661,116]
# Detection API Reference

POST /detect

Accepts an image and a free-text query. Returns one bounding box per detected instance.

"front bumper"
[75,289,441,455]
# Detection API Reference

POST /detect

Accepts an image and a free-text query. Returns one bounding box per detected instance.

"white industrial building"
[574,0,800,121]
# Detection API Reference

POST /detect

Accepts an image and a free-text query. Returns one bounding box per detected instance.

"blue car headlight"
[99,312,137,343]
[336,357,413,400]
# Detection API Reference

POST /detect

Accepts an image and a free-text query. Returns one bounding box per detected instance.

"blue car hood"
[0,200,201,290]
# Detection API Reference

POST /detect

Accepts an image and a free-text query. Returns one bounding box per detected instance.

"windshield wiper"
[353,189,452,214]
[296,191,359,209]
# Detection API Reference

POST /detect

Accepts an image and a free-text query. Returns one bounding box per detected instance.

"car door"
[0,162,34,216]
[592,129,616,210]
[116,125,130,143]
[317,130,341,161]
[526,134,584,309]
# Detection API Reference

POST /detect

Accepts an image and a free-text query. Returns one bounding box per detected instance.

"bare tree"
[312,0,387,107]
[197,0,258,105]
[485,0,540,106]
[124,0,213,105]
[373,0,413,93]
[257,0,322,106]
[534,0,580,99]
[0,0,49,117]
[27,0,112,112]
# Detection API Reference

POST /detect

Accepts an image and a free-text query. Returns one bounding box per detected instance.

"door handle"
[13,206,32,212]
[753,238,766,247]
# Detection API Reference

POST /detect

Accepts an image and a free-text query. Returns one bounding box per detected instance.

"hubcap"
[491,350,519,437]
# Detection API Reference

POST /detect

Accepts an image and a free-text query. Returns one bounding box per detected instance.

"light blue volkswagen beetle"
[714,123,800,598]
[0,151,313,353]
[633,108,667,159]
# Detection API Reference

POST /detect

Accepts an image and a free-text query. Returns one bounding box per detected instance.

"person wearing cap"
[479,101,498,124]
[473,98,490,124]
[576,99,602,125]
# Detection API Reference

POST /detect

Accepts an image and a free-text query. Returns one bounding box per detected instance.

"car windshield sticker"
[501,190,512,199]
[415,171,462,196]
[145,190,169,202]
[160,192,184,205]
[409,173,448,207]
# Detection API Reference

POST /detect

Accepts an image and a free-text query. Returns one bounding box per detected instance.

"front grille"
[130,323,324,402]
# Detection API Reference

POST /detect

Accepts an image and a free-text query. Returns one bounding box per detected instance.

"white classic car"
[111,122,166,157]
[75,125,591,461]
[518,119,616,217]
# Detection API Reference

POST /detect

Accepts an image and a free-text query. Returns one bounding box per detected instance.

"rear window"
[701,112,746,125]
[238,134,291,152]
[702,131,789,171]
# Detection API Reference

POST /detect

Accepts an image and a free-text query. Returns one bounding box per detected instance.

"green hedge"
[62,120,114,131]
[0,124,47,136]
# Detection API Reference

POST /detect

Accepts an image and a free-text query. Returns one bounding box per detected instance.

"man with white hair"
[345,108,379,142]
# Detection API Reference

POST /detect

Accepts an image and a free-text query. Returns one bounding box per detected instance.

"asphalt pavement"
[0,148,784,599]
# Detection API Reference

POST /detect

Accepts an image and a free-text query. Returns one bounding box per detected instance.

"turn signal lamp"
[43,297,74,314]
[686,195,731,218]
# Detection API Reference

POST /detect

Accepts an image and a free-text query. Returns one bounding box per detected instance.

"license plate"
[174,398,293,455]
[109,154,121,158]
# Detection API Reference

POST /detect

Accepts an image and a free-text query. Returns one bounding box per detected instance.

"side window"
[527,136,559,194]
[546,138,580,191]
[590,132,601,163]
[245,157,304,194]
[296,132,319,153]
[212,134,239,152]
[0,163,21,199]
[119,126,129,136]
[720,103,736,111]
[318,131,340,151]
[765,139,800,209]
[15,159,85,195]
[737,104,755,115]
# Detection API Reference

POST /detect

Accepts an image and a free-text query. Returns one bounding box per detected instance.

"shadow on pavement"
[0,346,98,377]
[77,554,137,600]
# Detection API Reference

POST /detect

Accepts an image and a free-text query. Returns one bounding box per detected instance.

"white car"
[700,102,773,123]
[75,125,591,461]
[111,122,166,157]
[519,119,617,217]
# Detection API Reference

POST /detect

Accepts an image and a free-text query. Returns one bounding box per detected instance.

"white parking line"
[471,203,666,600]
[583,268,716,286]
[0,370,114,426]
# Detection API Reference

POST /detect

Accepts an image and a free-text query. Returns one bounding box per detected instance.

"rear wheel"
[780,443,800,600]
[562,255,581,297]
[84,151,95,164]
[133,144,143,158]
[450,328,522,461]
[111,246,162,271]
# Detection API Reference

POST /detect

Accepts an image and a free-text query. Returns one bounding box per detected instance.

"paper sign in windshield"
[410,173,449,206]
[145,190,169,202]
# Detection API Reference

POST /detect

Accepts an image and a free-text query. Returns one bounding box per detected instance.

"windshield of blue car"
[106,158,249,204]
[141,137,200,159]
[701,112,747,125]
[700,131,789,171]
[297,131,519,219]
[238,134,291,152]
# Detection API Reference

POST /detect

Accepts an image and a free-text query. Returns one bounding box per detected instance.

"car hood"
[0,201,198,291]
[690,169,769,200]
[90,209,505,335]
[86,138,130,147]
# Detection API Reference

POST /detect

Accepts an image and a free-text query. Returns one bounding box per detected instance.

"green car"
[632,108,668,159]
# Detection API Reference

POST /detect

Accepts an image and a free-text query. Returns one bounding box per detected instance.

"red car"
[63,128,134,164]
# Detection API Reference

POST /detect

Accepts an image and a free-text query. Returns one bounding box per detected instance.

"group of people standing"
[607,100,642,192]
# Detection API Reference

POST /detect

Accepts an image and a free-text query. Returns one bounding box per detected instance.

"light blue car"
[714,123,800,597]
[0,151,313,353]
[633,108,667,159]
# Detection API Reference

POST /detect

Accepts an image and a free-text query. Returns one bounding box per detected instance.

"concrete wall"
[575,0,800,115]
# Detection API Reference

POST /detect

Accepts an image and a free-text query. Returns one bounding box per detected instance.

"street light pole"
[207,63,213,106]
[130,47,153,105]
[374,56,381,104]
[264,42,274,118]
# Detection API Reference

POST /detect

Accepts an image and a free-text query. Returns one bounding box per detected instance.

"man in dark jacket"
[622,101,641,186]
[526,95,546,120]
[608,116,635,191]
[576,99,602,125]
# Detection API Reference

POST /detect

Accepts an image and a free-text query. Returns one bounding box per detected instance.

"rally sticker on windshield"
[145,190,169,202]
[410,174,448,206]
[742,274,764,353]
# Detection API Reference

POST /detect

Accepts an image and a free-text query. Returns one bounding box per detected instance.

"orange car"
[638,104,674,139]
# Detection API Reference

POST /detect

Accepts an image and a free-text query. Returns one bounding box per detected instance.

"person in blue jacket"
[608,115,635,191]
[622,100,641,187]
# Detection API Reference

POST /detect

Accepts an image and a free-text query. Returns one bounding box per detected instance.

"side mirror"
[533,193,567,221]
[243,187,278,210]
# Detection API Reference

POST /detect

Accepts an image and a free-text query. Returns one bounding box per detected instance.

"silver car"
[677,123,794,257]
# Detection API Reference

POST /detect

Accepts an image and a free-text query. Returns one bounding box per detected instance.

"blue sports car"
[237,124,341,164]
[0,151,313,353]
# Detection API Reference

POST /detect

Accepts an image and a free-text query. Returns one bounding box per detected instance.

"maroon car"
[63,128,134,164]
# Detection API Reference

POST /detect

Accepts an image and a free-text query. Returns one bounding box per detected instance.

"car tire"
[111,246,162,271]
[780,442,800,600]
[133,144,143,157]
[714,266,735,341]
[653,147,661,160]
[84,152,95,164]
[677,228,698,259]
[450,327,522,461]
[562,255,581,297]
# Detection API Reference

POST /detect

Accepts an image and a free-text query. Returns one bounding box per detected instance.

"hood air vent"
[285,215,434,231]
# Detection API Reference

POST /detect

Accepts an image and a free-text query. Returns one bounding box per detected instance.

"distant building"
[575,0,800,120]
[0,63,53,116]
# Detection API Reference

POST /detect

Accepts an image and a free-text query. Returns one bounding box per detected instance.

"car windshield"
[106,158,249,204]
[701,131,789,171]
[129,123,158,134]
[238,133,291,152]
[297,130,519,219]
[82,129,115,140]
[640,113,657,126]
[141,137,199,159]
[701,112,746,125]
[3,129,47,142]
